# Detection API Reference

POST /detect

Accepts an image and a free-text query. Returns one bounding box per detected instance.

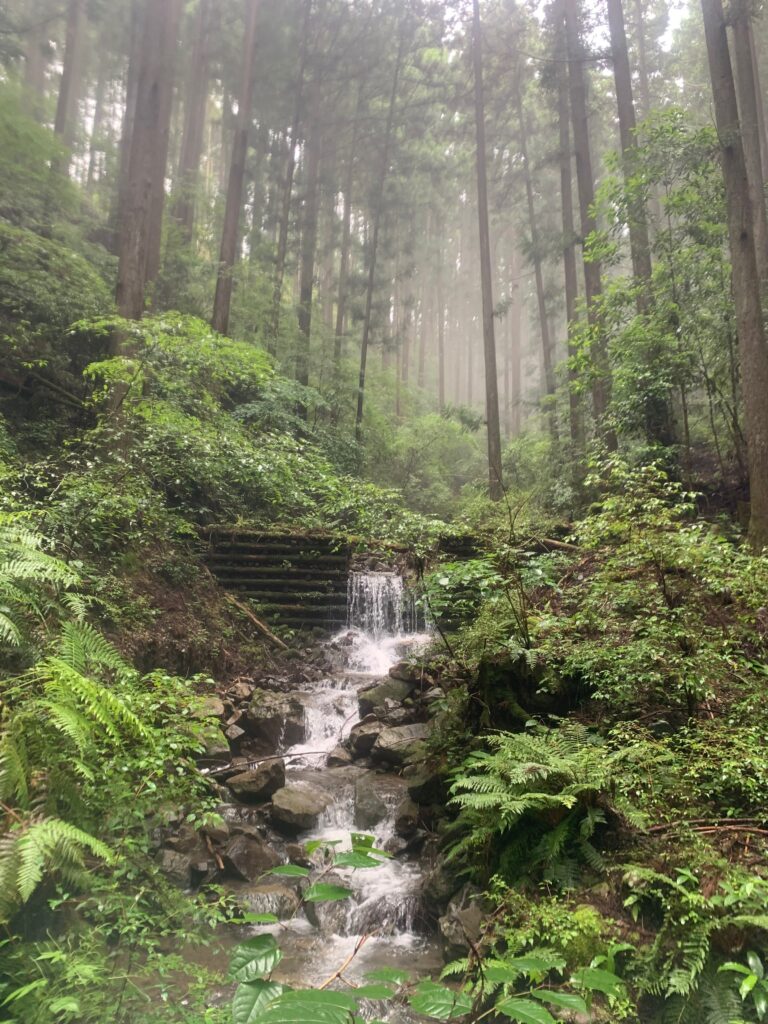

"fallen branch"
[201,751,333,776]
[223,593,288,651]
[319,933,373,990]
[647,817,764,834]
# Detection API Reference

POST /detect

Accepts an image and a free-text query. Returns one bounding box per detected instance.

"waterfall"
[346,571,420,639]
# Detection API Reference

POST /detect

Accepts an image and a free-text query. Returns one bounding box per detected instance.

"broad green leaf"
[753,987,767,1020]
[494,996,556,1023]
[303,883,353,902]
[305,839,341,854]
[230,936,282,983]
[251,989,357,1024]
[748,952,765,980]
[351,984,395,1000]
[333,852,384,869]
[408,981,472,1019]
[720,962,752,976]
[506,954,565,977]
[740,974,759,999]
[530,990,588,1014]
[365,967,411,985]
[239,913,279,925]
[270,865,310,878]
[572,966,624,997]
[232,981,284,1024]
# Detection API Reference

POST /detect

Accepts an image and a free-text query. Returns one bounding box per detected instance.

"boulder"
[423,860,458,909]
[326,744,353,767]
[222,833,281,882]
[228,680,255,702]
[358,678,415,717]
[407,768,446,805]
[225,723,246,743]
[271,784,331,833]
[201,730,231,760]
[243,690,305,753]
[165,823,208,857]
[203,816,230,845]
[371,723,431,766]
[304,872,352,933]
[354,776,388,829]
[348,716,384,757]
[394,797,420,837]
[193,696,227,720]
[227,759,286,802]
[389,661,424,685]
[244,882,300,920]
[159,848,193,887]
[438,885,491,961]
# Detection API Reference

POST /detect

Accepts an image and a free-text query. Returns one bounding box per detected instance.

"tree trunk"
[53,0,86,167]
[701,0,768,548]
[731,0,768,287]
[472,0,503,499]
[172,0,211,239]
[632,0,652,117]
[335,85,363,364]
[437,226,446,410]
[563,0,614,442]
[211,0,260,336]
[356,32,404,442]
[115,0,183,321]
[296,110,322,392]
[270,0,312,349]
[86,56,107,188]
[748,24,768,175]
[556,41,583,448]
[514,70,556,428]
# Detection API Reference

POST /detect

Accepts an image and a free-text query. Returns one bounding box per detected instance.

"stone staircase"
[205,529,351,631]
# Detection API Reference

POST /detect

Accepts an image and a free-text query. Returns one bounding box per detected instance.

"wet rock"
[423,860,457,909]
[203,816,230,845]
[389,661,424,684]
[227,680,255,702]
[354,776,388,829]
[193,696,227,720]
[421,687,444,706]
[222,833,281,882]
[243,690,305,754]
[348,715,384,757]
[159,848,193,887]
[438,885,491,961]
[327,744,353,767]
[166,823,208,856]
[244,882,300,919]
[358,678,414,717]
[271,784,331,833]
[227,759,286,802]
[394,797,420,837]
[225,723,246,743]
[407,768,446,805]
[285,842,314,869]
[304,872,352,932]
[371,723,431,766]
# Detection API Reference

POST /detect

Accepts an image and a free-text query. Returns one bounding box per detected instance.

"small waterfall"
[347,572,407,639]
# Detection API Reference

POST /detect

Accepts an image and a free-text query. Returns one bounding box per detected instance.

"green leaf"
[408,981,472,1019]
[351,984,395,1000]
[720,962,752,977]
[270,865,310,878]
[740,975,759,999]
[333,852,384,869]
[495,997,556,1023]
[753,986,767,1020]
[530,990,588,1014]
[251,989,356,1024]
[748,952,765,980]
[365,968,411,986]
[572,967,624,997]
[232,981,284,1024]
[230,936,282,983]
[303,883,353,902]
[47,996,80,1014]
[239,913,279,925]
[507,954,565,976]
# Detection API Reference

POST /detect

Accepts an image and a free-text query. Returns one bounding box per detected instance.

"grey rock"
[271,784,331,833]
[348,715,384,757]
[228,680,255,702]
[202,731,231,759]
[389,661,424,684]
[394,797,420,837]
[243,690,305,754]
[354,776,388,829]
[227,759,286,802]
[371,723,431,765]
[244,882,300,919]
[326,744,353,767]
[160,848,192,887]
[358,678,414,717]
[203,817,230,845]
[423,861,458,908]
[222,834,280,881]
[225,723,246,742]
[438,885,491,961]
[193,696,227,720]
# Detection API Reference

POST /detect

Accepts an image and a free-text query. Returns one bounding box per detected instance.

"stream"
[217,571,444,1015]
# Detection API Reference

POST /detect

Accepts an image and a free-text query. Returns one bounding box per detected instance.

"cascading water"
[242,571,439,1008]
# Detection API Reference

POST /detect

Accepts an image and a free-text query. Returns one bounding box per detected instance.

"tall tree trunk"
[53,0,86,167]
[211,0,260,336]
[701,0,768,548]
[24,0,50,115]
[437,227,446,410]
[514,71,556,427]
[86,56,107,188]
[507,248,522,437]
[356,32,404,441]
[115,0,182,322]
[557,42,583,448]
[172,0,211,239]
[748,24,768,174]
[111,0,141,254]
[632,0,652,117]
[271,0,312,349]
[296,110,322,392]
[472,0,503,499]
[334,85,363,364]
[563,0,614,442]
[731,0,768,287]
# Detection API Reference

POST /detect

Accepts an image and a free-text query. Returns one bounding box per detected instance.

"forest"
[2,0,768,1021]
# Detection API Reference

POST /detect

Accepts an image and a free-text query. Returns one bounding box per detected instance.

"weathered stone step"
[208,551,349,565]
[213,576,347,591]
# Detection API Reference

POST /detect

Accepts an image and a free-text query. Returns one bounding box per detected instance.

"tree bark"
[556,40,583,448]
[355,31,404,441]
[211,0,260,336]
[437,226,446,410]
[86,56,107,188]
[115,0,183,321]
[172,0,211,239]
[270,0,312,349]
[563,0,614,442]
[53,0,86,166]
[334,84,363,364]
[472,0,503,499]
[296,108,322,392]
[514,70,556,426]
[731,0,768,288]
[632,0,652,117]
[701,0,768,548]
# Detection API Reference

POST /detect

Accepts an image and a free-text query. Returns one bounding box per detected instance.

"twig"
[318,933,374,990]
[201,751,335,776]
[223,593,289,651]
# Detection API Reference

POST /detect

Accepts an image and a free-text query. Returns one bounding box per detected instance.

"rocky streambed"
[157,573,482,1008]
